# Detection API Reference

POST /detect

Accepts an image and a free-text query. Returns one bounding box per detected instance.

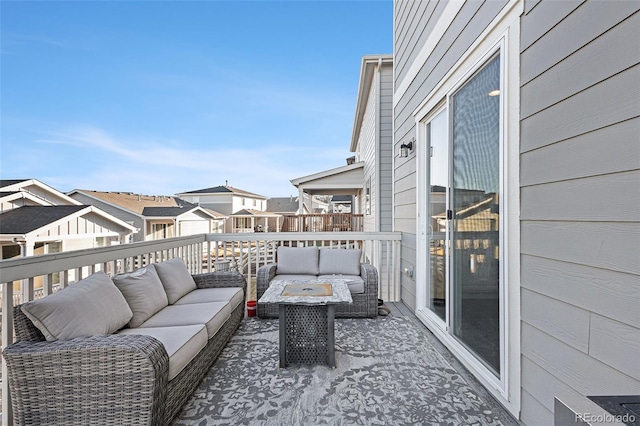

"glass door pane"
[427,110,448,321]
[451,54,501,375]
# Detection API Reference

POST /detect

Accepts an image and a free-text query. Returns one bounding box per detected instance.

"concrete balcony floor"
[173,302,519,425]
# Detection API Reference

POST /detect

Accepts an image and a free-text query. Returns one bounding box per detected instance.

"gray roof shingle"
[0,205,86,234]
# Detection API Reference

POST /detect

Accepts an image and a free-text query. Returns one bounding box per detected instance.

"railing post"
[2,282,14,425]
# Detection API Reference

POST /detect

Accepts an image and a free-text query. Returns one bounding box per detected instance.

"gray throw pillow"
[153,258,197,304]
[21,271,133,341]
[318,248,362,275]
[277,246,319,275]
[113,264,169,328]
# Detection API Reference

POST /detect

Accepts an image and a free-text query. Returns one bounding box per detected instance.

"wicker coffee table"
[258,279,353,368]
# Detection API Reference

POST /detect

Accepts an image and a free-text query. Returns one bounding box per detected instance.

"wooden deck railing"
[0,231,401,424]
[281,213,364,232]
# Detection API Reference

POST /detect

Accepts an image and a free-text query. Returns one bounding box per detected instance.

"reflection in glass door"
[427,110,448,321]
[451,54,501,375]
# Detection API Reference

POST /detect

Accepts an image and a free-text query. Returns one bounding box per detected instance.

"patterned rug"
[174,317,511,425]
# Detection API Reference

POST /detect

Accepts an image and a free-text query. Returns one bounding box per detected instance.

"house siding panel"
[520,170,640,222]
[379,66,394,232]
[520,0,582,51]
[521,356,585,417]
[520,1,640,424]
[361,66,377,231]
[522,323,640,393]
[520,117,640,186]
[521,388,553,426]
[520,1,639,85]
[522,255,640,329]
[521,64,640,152]
[395,0,441,86]
[521,12,640,119]
[521,288,590,353]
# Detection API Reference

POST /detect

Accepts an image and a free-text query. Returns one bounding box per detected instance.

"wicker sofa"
[3,258,246,426]
[257,246,378,318]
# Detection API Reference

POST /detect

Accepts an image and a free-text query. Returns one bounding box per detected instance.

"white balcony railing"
[0,231,401,424]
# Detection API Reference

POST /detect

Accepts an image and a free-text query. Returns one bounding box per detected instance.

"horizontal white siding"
[379,66,394,232]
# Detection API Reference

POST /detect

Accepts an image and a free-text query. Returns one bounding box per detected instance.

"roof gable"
[1,179,82,206]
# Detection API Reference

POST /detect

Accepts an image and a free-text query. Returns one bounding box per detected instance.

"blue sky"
[1,1,392,198]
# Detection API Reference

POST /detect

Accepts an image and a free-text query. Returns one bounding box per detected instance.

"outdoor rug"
[174,317,513,425]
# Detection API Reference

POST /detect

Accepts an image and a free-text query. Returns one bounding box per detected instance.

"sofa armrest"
[256,263,277,299]
[360,263,379,297]
[192,271,247,291]
[3,334,169,426]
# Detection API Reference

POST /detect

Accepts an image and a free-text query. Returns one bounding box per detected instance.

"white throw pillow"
[21,271,133,341]
[113,264,169,328]
[318,248,362,275]
[153,258,197,304]
[277,246,319,275]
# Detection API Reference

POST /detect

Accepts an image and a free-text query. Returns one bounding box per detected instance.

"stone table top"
[258,279,353,306]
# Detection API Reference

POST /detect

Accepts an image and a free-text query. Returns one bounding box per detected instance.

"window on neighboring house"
[235,217,250,230]
[151,223,167,239]
[365,178,371,215]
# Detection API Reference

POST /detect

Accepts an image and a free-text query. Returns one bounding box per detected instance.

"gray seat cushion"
[317,274,365,294]
[113,264,169,328]
[276,246,319,275]
[153,258,198,304]
[174,287,244,309]
[21,271,133,341]
[117,324,207,380]
[139,302,230,339]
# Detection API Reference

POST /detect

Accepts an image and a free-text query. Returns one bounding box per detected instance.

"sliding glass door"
[423,53,502,376]
[427,110,448,322]
[451,54,501,375]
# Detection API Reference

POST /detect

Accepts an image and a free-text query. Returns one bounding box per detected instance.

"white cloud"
[38,125,349,197]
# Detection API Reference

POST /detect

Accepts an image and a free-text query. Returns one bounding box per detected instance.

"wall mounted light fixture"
[399,138,414,158]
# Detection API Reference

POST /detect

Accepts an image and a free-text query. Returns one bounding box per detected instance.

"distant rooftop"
[0,179,30,187]
[178,185,267,200]
[73,190,193,215]
[267,197,299,213]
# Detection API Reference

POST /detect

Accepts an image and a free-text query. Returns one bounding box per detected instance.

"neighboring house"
[291,54,393,229]
[290,162,365,213]
[0,180,136,259]
[290,53,393,277]
[350,54,393,233]
[392,1,639,425]
[68,190,227,242]
[176,185,269,233]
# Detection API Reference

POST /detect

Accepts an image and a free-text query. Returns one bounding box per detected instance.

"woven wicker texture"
[4,271,247,426]
[257,263,378,318]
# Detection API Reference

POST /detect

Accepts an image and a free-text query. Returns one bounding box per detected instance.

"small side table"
[258,280,352,368]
